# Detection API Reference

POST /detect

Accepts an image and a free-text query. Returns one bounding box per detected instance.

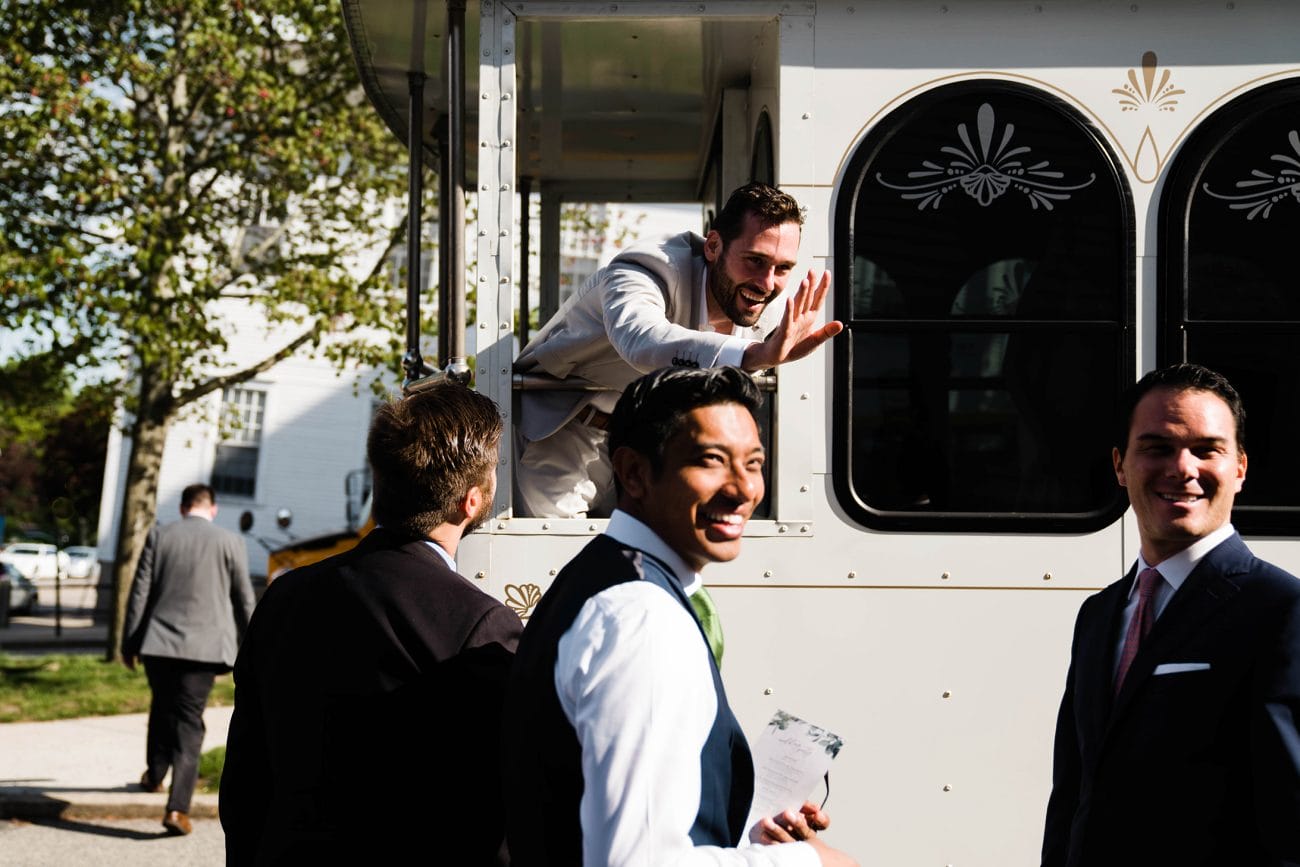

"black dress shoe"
[138,771,163,793]
[163,810,192,836]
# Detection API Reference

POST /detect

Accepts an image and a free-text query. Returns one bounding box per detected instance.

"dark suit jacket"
[1043,533,1300,867]
[123,514,255,667]
[220,527,522,866]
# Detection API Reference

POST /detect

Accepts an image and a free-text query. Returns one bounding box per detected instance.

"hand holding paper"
[749,710,845,830]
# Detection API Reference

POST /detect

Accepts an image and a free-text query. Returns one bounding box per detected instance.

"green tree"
[0,0,420,660]
[0,353,112,545]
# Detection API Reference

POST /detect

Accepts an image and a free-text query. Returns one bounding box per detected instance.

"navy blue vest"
[504,534,754,866]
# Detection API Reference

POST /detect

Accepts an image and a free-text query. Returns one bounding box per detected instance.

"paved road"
[0,816,224,866]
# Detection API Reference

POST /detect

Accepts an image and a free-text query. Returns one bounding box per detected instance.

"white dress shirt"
[1113,522,1236,676]
[554,510,818,867]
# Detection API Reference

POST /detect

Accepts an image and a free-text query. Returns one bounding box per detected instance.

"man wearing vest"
[504,366,857,866]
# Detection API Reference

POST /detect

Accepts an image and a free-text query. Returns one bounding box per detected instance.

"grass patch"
[197,745,225,793]
[0,654,235,723]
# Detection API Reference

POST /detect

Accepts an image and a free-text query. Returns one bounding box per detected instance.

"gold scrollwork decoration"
[1114,51,1184,113]
[504,582,543,621]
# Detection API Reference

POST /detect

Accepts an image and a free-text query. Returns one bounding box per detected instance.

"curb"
[0,791,220,821]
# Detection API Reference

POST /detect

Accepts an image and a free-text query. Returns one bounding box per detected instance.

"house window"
[1159,78,1300,535]
[832,81,1134,531]
[212,387,266,498]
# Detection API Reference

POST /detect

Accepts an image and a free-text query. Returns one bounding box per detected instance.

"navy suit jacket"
[1043,533,1300,867]
[220,527,522,866]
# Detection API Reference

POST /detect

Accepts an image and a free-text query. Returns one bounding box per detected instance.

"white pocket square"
[1153,662,1211,675]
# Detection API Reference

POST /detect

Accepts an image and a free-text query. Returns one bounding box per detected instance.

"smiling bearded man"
[1042,363,1300,867]
[503,366,857,867]
[512,182,842,519]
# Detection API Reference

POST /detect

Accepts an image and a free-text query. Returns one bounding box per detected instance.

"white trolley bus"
[340,2,1300,862]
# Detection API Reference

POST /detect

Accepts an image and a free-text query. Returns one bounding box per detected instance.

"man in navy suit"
[1042,363,1300,866]
[504,367,856,867]
[221,382,522,865]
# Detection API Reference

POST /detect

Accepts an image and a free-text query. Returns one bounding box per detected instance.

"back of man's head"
[180,484,216,514]
[607,366,763,495]
[711,182,805,247]
[1116,363,1246,456]
[368,382,503,537]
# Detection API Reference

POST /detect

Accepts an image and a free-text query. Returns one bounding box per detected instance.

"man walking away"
[123,482,256,836]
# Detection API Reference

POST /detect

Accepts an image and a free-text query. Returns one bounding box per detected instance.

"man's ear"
[704,230,722,264]
[462,484,484,523]
[611,446,653,500]
[1112,447,1126,488]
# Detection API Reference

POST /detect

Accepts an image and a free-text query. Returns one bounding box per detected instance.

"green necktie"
[689,584,725,669]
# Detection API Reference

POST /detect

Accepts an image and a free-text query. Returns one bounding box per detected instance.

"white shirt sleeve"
[555,581,819,867]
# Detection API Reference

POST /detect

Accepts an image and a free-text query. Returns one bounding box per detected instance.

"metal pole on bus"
[444,0,469,382]
[402,68,428,390]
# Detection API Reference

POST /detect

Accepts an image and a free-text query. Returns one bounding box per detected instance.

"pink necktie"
[1114,567,1162,696]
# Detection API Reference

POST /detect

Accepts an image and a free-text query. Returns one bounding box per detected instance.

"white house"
[96,203,693,580]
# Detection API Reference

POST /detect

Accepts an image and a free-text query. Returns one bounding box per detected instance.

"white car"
[63,546,101,583]
[0,542,70,582]
[1,562,37,614]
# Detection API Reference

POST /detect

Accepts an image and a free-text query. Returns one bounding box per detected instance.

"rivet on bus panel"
[764,570,773,578]
[476,571,486,580]
[763,688,773,696]
[847,571,856,579]
[1043,572,1052,581]
[542,523,551,531]
[942,690,952,699]
[941,571,951,580]
[549,569,557,576]
[943,784,952,792]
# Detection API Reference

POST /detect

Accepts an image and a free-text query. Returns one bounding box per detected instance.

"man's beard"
[708,254,767,327]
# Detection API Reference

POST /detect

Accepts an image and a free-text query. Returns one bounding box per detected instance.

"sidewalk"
[1,609,230,821]
[0,706,231,821]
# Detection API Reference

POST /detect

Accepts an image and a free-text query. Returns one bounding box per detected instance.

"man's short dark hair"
[711,183,805,248]
[607,367,763,494]
[181,484,215,511]
[1116,363,1247,456]
[368,382,503,537]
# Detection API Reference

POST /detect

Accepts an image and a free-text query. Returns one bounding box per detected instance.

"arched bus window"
[1159,78,1300,536]
[833,81,1134,532]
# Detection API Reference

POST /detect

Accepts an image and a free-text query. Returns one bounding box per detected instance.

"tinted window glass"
[1162,79,1300,534]
[834,82,1133,531]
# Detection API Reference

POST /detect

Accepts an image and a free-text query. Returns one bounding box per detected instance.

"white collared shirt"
[1113,522,1236,673]
[421,539,457,572]
[553,509,816,867]
[695,260,762,369]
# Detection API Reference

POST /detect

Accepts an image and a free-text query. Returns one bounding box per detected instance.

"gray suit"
[514,232,784,517]
[123,513,256,813]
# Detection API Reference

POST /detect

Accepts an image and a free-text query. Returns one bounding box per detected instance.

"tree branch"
[172,324,321,407]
